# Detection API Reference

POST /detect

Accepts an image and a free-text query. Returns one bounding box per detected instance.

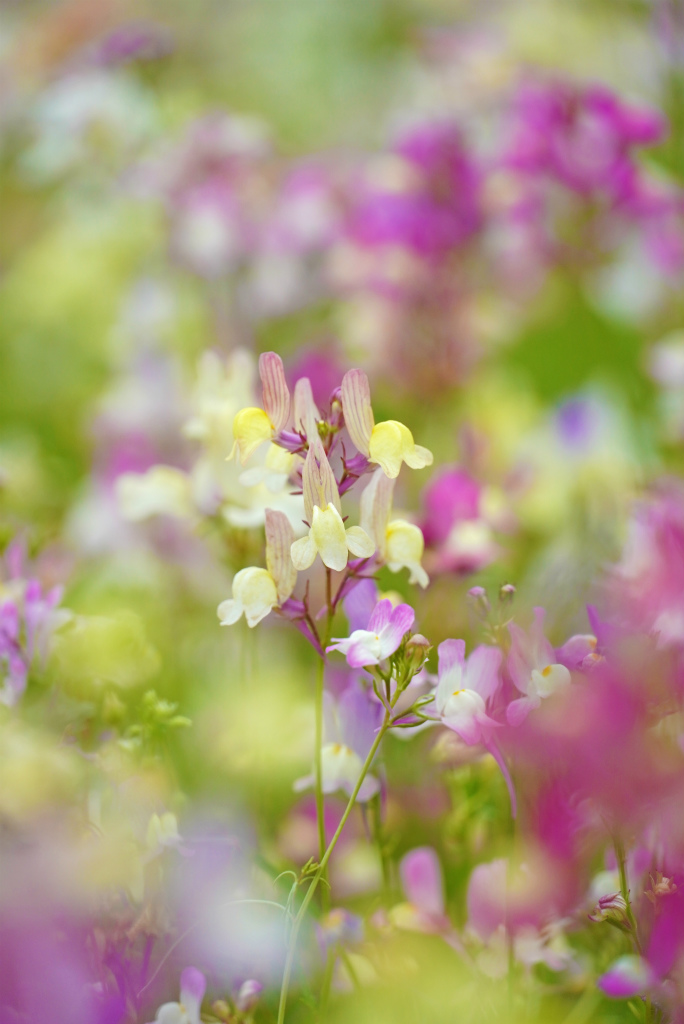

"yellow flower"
[341,368,433,479]
[291,437,374,572]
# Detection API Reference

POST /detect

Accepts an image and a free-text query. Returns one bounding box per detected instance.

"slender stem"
[314,655,327,872]
[614,837,641,953]
[276,711,391,1024]
[313,569,335,910]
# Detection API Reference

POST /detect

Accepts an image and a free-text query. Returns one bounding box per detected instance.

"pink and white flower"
[328,599,415,668]
[506,608,571,725]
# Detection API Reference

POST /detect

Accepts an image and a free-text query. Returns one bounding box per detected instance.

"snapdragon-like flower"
[433,639,502,745]
[218,509,297,627]
[341,368,433,479]
[290,437,374,572]
[432,639,517,815]
[360,469,429,587]
[295,682,382,802]
[231,352,291,464]
[146,967,206,1024]
[328,598,415,668]
[507,608,571,725]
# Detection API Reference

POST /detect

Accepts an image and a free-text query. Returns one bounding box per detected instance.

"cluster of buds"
[219,353,433,647]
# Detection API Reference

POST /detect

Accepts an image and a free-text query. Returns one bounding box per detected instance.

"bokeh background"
[2,2,684,1022]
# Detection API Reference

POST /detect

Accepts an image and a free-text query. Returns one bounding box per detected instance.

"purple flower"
[294,680,383,802]
[328,599,415,668]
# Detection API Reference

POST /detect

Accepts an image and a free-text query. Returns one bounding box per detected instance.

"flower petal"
[217,599,243,626]
[400,847,445,916]
[367,598,393,633]
[293,376,320,440]
[464,645,502,704]
[232,567,279,627]
[232,407,274,464]
[360,469,394,553]
[341,368,374,456]
[436,639,466,712]
[291,533,318,572]
[259,351,290,432]
[368,421,406,478]
[345,525,375,559]
[311,504,348,571]
[506,695,540,726]
[265,509,297,602]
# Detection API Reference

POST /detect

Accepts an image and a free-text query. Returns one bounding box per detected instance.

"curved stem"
[276,711,391,1024]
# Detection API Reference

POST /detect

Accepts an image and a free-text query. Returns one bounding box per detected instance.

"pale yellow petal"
[345,525,375,559]
[291,533,318,572]
[311,504,348,572]
[231,566,278,627]
[217,598,244,625]
[368,421,405,478]
[369,420,432,477]
[403,443,434,470]
[232,408,273,464]
[386,520,429,589]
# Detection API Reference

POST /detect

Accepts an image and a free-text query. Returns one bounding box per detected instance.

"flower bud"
[404,633,431,674]
[235,979,264,1013]
[467,586,490,618]
[499,583,516,607]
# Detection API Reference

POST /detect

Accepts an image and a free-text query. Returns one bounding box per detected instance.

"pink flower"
[432,640,516,816]
[433,640,501,746]
[507,608,571,725]
[328,599,415,668]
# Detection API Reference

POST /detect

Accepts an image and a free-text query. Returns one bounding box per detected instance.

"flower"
[433,640,502,746]
[506,608,571,725]
[341,368,433,479]
[231,352,291,464]
[294,681,383,802]
[360,469,429,587]
[598,955,655,999]
[218,509,297,627]
[146,967,206,1024]
[290,437,374,572]
[389,847,452,936]
[328,598,415,668]
[432,639,517,815]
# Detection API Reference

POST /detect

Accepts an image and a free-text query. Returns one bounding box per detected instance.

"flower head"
[328,598,415,668]
[360,469,428,587]
[290,438,374,572]
[147,967,206,1024]
[341,369,433,479]
[218,509,296,627]
[507,608,571,725]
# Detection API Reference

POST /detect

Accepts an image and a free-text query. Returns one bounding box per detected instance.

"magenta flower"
[507,608,571,725]
[328,599,415,668]
[598,955,655,999]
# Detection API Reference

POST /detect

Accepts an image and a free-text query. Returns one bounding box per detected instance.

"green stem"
[276,710,391,1024]
[614,837,641,953]
[314,653,326,873]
